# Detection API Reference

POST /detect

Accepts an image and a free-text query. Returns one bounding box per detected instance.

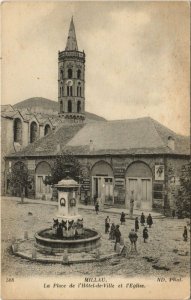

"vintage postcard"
[1,1,190,299]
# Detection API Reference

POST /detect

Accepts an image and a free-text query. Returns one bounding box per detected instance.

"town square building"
[4,18,190,212]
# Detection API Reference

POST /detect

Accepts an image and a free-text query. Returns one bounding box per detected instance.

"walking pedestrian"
[140,212,145,226]
[128,228,138,251]
[129,191,134,219]
[143,227,149,243]
[183,226,188,242]
[109,223,116,240]
[172,209,176,219]
[135,217,139,232]
[95,201,99,214]
[120,212,126,225]
[105,216,110,234]
[114,225,121,251]
[147,213,153,228]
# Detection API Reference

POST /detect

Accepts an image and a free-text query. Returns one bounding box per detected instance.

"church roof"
[7,117,190,157]
[65,117,190,155]
[65,17,78,51]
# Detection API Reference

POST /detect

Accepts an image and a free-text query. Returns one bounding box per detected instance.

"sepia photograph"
[1,1,190,299]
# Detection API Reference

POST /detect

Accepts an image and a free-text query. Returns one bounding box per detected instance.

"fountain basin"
[35,228,101,253]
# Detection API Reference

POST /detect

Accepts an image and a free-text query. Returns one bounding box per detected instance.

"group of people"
[103,212,155,252]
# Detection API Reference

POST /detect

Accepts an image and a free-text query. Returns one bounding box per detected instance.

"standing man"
[128,228,138,252]
[147,214,153,228]
[95,201,99,215]
[105,216,110,234]
[114,225,121,251]
[129,190,134,219]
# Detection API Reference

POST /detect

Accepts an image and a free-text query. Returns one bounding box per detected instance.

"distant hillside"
[14,97,106,122]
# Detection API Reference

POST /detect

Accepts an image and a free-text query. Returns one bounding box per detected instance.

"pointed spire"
[65,17,78,51]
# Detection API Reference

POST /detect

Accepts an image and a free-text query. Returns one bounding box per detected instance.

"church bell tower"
[58,17,85,122]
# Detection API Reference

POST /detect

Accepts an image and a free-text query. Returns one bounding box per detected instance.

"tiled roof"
[7,117,190,157]
[8,123,85,157]
[66,117,190,155]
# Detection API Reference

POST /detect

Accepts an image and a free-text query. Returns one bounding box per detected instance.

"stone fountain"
[35,178,101,253]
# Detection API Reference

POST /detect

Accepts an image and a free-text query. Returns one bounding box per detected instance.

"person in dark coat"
[114,225,121,250]
[147,214,153,228]
[109,223,116,240]
[183,226,188,242]
[95,201,99,214]
[84,192,88,205]
[172,209,176,219]
[105,216,110,234]
[140,212,145,226]
[135,217,139,232]
[129,228,138,251]
[143,227,149,243]
[120,212,126,225]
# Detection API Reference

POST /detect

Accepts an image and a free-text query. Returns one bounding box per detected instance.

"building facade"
[3,18,190,213]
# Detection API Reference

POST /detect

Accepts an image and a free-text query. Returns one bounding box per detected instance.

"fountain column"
[54,178,83,237]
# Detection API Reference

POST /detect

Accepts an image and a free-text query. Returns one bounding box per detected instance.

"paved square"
[1,197,190,277]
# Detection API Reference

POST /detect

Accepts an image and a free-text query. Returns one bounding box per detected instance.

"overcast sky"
[2,1,190,135]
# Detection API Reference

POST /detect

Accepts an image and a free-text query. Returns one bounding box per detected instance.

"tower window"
[77,82,81,97]
[30,121,38,143]
[14,118,22,144]
[60,69,63,80]
[67,86,73,96]
[68,100,72,113]
[44,124,51,136]
[77,101,81,113]
[77,69,81,79]
[62,86,64,96]
[60,87,62,97]
[68,68,73,79]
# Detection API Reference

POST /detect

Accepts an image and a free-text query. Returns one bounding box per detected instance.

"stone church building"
[4,18,190,212]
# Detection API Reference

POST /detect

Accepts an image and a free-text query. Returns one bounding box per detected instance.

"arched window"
[62,86,64,96]
[60,69,63,80]
[68,68,72,79]
[67,86,73,96]
[68,100,72,113]
[44,124,51,136]
[77,82,81,97]
[60,87,62,97]
[77,101,81,113]
[30,121,38,143]
[77,69,81,79]
[14,118,22,144]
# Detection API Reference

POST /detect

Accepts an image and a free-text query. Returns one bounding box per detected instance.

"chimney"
[89,140,94,152]
[168,136,175,151]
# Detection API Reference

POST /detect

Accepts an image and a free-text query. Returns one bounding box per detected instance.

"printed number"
[6,278,14,282]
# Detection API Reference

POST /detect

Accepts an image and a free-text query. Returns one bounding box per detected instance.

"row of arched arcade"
[25,160,153,209]
[7,160,154,209]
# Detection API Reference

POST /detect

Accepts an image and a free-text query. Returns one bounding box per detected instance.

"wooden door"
[141,179,152,210]
[105,178,113,203]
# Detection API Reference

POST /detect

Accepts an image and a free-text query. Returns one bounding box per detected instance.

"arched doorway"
[91,161,114,205]
[126,161,152,210]
[36,161,52,200]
